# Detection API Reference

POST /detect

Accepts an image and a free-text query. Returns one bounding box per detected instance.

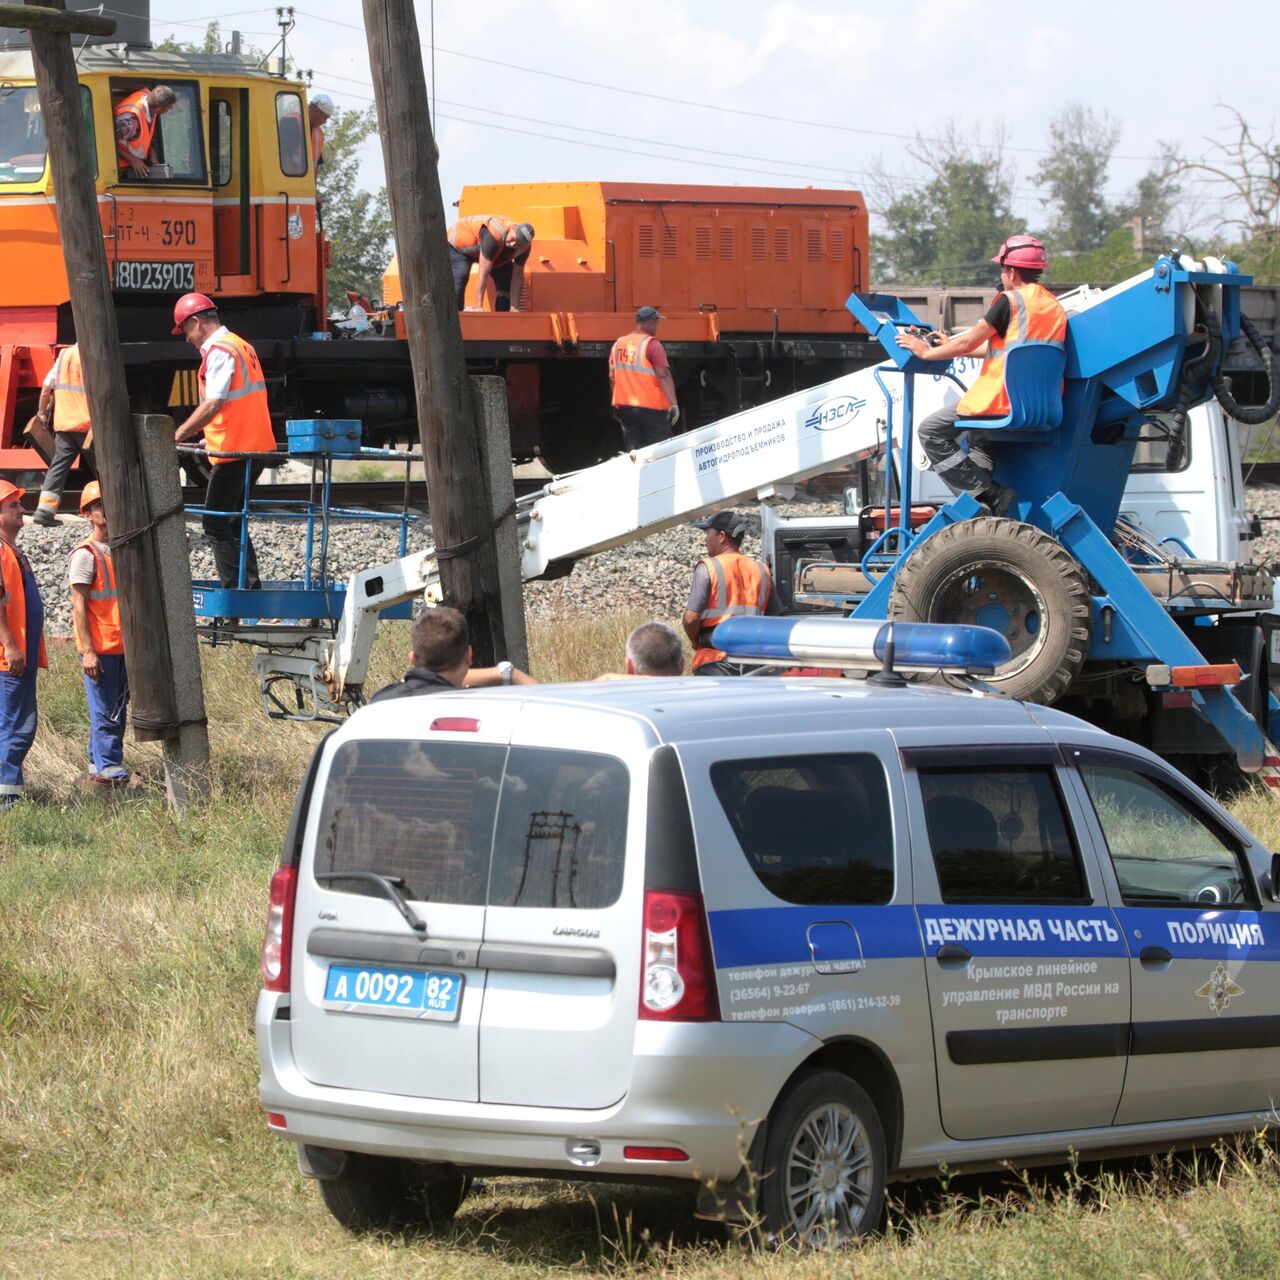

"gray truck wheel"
[317,1153,470,1234]
[889,516,1092,704]
[756,1070,886,1246]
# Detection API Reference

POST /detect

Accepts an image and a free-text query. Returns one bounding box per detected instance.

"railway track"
[22,475,549,515]
[1243,461,1280,487]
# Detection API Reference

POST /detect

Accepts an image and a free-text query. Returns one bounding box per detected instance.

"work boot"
[979,484,1016,517]
[30,507,57,527]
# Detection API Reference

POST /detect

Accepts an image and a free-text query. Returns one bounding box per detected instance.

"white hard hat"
[310,92,335,117]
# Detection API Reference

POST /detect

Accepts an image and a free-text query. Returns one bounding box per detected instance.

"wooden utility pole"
[14,0,211,803]
[362,0,520,666]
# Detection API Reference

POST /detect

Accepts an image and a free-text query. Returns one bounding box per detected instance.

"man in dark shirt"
[369,606,534,703]
[898,234,1065,513]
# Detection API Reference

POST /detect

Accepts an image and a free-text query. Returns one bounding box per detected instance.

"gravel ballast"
[22,486,1280,640]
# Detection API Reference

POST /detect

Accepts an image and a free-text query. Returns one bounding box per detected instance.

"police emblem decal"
[1194,964,1243,1015]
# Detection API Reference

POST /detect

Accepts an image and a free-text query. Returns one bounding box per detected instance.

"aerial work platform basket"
[183,419,420,635]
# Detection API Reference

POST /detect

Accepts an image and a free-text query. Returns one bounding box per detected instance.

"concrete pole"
[136,416,212,811]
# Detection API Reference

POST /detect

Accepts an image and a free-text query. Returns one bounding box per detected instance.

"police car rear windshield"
[315,740,630,909]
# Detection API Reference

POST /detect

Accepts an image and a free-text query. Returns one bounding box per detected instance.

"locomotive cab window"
[276,92,309,178]
[0,85,48,184]
[110,81,206,184]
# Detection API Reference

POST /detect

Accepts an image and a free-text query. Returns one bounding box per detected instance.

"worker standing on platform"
[896,234,1067,512]
[682,512,774,676]
[309,92,335,167]
[68,482,129,787]
[609,306,680,452]
[114,85,177,178]
[171,293,276,591]
[448,216,535,312]
[32,342,94,527]
[0,480,45,810]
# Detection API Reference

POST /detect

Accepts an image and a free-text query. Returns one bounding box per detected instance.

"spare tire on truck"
[888,516,1092,704]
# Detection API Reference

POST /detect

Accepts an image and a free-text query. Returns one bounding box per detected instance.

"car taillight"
[639,889,719,1021]
[260,865,298,993]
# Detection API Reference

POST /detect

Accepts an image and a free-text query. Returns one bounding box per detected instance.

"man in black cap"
[682,511,775,675]
[608,305,680,452]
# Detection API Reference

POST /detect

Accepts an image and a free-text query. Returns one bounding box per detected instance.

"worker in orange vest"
[32,342,96,527]
[309,92,335,166]
[448,216,535,312]
[114,85,178,178]
[68,481,130,786]
[0,478,45,809]
[609,306,680,452]
[171,292,276,590]
[898,234,1067,514]
[682,511,775,676]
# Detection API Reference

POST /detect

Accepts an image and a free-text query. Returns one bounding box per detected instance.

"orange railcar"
[386,182,879,470]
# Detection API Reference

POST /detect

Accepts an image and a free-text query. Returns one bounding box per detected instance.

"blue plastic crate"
[286,419,362,455]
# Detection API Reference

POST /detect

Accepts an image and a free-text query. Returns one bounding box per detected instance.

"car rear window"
[489,748,631,909]
[314,741,629,909]
[710,753,894,905]
[314,740,505,905]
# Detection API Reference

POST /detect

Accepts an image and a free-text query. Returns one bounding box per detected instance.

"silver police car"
[255,618,1280,1245]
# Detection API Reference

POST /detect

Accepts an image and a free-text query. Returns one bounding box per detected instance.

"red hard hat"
[79,480,102,512]
[992,234,1048,270]
[172,291,216,335]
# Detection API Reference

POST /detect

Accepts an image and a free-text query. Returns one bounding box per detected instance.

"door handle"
[1139,945,1173,966]
[935,944,971,963]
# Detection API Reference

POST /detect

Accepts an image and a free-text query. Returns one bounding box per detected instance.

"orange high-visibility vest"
[693,551,771,670]
[957,283,1067,419]
[448,215,520,265]
[51,344,91,434]
[0,541,47,673]
[311,124,324,164]
[609,332,669,410]
[70,540,123,657]
[114,89,157,166]
[197,331,274,465]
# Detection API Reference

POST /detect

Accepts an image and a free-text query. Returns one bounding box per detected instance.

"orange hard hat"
[172,291,217,334]
[992,234,1049,270]
[0,479,25,505]
[79,480,102,512]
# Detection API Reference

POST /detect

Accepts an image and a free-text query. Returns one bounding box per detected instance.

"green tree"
[319,107,393,305]
[154,21,224,56]
[871,126,1021,286]
[1034,103,1121,259]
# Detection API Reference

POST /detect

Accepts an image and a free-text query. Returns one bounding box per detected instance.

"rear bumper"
[256,990,820,1181]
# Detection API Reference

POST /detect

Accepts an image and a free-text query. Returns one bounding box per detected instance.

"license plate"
[323,963,464,1021]
[114,260,195,292]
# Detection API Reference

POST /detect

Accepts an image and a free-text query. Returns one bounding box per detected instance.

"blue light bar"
[713,616,1011,674]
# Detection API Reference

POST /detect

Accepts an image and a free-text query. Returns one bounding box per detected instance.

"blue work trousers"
[0,564,44,799]
[84,653,129,778]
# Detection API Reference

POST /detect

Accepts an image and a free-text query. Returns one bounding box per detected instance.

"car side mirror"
[1270,852,1280,904]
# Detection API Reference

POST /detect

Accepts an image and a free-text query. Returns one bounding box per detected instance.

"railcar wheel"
[889,516,1092,704]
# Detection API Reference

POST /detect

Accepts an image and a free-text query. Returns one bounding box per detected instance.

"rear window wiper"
[315,871,428,935]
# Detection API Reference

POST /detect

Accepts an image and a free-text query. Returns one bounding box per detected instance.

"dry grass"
[2,614,1280,1278]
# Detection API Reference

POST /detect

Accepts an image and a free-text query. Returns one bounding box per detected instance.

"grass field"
[2,614,1280,1278]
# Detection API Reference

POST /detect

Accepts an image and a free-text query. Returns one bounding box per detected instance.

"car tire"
[317,1153,471,1234]
[889,516,1092,704]
[755,1070,886,1246]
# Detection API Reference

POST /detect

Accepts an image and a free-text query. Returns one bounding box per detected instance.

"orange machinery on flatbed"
[385,181,878,469]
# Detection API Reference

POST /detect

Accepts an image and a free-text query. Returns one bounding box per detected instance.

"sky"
[140,0,1277,239]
